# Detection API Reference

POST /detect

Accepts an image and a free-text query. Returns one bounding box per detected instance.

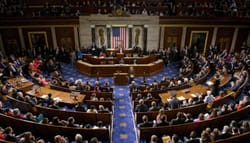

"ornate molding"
[110,8,130,17]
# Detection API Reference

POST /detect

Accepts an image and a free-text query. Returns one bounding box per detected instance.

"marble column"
[0,33,5,56]
[230,27,239,52]
[180,26,187,49]
[74,26,80,50]
[106,25,111,49]
[211,27,218,47]
[18,28,25,50]
[51,26,57,48]
[143,25,148,54]
[91,25,95,44]
[128,25,133,49]
[159,26,165,50]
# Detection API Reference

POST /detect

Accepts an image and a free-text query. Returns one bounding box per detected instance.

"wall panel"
[163,27,182,50]
[55,27,75,50]
[215,27,234,52]
[235,28,250,52]
[22,27,52,50]
[185,27,213,54]
[1,28,21,56]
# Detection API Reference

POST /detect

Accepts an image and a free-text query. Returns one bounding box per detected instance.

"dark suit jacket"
[219,133,232,139]
[168,98,180,109]
[186,138,200,143]
[135,104,148,112]
[170,118,186,125]
[149,106,159,111]
[138,121,153,128]
[157,121,169,127]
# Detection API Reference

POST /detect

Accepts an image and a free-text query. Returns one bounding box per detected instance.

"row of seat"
[138,105,250,142]
[0,79,114,142]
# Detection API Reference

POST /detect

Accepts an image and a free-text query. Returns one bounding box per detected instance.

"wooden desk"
[85,54,158,65]
[26,86,85,105]
[207,73,232,87]
[106,48,134,56]
[159,84,208,104]
[77,59,164,77]
[7,77,34,92]
[113,73,129,85]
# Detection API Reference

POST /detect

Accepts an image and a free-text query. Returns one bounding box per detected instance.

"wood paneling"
[235,28,250,52]
[164,27,182,49]
[22,27,52,50]
[215,27,234,52]
[0,17,78,26]
[185,27,213,54]
[160,16,250,25]
[55,27,75,50]
[1,28,21,56]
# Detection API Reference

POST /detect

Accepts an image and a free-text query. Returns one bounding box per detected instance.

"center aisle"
[60,62,180,143]
[112,85,137,143]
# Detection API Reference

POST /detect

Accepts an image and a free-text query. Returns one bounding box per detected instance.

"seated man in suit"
[135,99,148,112]
[170,112,186,125]
[137,115,153,128]
[168,91,181,109]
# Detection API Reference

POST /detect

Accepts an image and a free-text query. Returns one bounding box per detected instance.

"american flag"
[112,27,127,49]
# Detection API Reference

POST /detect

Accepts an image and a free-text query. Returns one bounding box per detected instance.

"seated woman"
[99,51,106,58]
[87,105,98,113]
[29,59,42,74]
[93,86,101,93]
[102,81,111,92]
[31,72,48,86]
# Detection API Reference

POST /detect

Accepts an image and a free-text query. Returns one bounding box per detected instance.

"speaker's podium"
[113,72,129,85]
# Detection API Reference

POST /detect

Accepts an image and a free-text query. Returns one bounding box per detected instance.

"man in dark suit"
[156,115,169,127]
[148,101,159,111]
[212,74,221,96]
[219,125,232,139]
[186,131,200,143]
[168,91,180,109]
[135,99,148,112]
[138,115,153,128]
[170,112,186,125]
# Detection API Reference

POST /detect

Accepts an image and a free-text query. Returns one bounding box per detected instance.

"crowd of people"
[130,44,250,142]
[0,0,249,17]
[0,49,113,142]
[137,94,250,127]
[148,119,250,143]
[0,125,100,143]
[0,24,249,142]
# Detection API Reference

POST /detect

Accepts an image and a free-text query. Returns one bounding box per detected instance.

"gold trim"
[111,25,127,27]
[28,32,49,49]
[160,24,250,28]
[189,31,209,55]
[0,25,79,29]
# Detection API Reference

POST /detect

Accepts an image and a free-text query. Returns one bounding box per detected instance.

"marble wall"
[79,15,159,51]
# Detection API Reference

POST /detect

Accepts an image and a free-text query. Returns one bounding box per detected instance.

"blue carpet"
[59,62,180,143]
[112,86,137,143]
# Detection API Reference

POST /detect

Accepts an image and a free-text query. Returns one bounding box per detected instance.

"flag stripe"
[112,27,127,49]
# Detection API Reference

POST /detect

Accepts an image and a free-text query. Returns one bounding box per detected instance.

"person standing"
[70,49,76,67]
[168,91,180,109]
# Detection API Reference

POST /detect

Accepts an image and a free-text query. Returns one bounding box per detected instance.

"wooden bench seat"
[132,99,160,111]
[83,91,114,100]
[135,102,208,124]
[85,100,113,112]
[6,96,112,126]
[49,84,114,101]
[213,131,250,143]
[235,72,249,98]
[138,106,250,142]
[0,113,110,142]
[130,83,191,100]
[135,92,234,124]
